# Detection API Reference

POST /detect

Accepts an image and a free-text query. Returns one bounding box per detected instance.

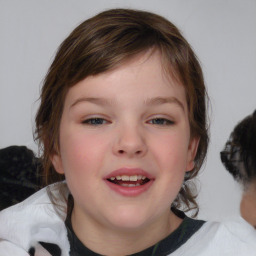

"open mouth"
[107,175,151,187]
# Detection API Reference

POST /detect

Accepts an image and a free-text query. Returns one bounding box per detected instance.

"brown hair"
[35,8,209,215]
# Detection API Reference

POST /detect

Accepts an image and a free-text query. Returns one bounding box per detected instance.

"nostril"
[118,149,143,155]
[116,147,145,156]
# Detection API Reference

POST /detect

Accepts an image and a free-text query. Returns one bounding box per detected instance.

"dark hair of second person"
[221,110,256,227]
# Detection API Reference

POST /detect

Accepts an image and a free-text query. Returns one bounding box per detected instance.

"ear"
[186,137,200,171]
[51,153,64,174]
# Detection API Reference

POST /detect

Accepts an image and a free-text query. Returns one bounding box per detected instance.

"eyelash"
[82,118,108,126]
[148,118,174,126]
[81,117,174,126]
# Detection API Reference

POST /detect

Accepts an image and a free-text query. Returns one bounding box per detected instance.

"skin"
[52,50,199,255]
[240,182,256,228]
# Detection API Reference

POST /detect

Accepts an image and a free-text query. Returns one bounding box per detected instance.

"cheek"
[59,133,108,200]
[59,131,108,174]
[151,132,190,168]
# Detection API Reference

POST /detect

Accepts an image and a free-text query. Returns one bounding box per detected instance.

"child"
[221,110,256,228]
[0,8,255,256]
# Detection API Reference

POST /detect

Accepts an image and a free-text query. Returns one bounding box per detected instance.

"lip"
[104,168,154,180]
[104,168,155,197]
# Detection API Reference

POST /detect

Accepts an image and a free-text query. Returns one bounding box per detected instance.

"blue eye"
[149,118,174,125]
[82,118,107,125]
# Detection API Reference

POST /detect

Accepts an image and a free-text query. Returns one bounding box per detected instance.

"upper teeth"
[110,175,146,181]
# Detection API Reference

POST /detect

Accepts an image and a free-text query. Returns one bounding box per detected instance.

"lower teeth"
[121,183,141,187]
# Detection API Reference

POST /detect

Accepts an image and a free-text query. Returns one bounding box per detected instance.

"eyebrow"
[144,97,185,111]
[70,97,115,109]
[70,96,185,111]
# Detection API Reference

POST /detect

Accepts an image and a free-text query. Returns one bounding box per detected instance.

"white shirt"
[0,184,255,256]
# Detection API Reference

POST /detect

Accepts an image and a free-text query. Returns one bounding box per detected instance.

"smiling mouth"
[107,175,151,187]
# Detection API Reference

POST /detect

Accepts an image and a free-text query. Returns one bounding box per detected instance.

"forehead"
[63,50,188,115]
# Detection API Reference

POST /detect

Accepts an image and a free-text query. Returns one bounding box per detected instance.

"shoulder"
[0,183,70,255]
[171,217,256,256]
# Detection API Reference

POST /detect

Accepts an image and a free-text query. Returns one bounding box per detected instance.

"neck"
[71,208,183,256]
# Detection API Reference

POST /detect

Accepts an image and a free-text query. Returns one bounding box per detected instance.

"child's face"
[52,50,198,232]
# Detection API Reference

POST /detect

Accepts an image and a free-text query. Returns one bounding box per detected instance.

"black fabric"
[28,242,62,256]
[65,211,205,256]
[28,247,35,256]
[39,242,62,256]
[0,146,42,210]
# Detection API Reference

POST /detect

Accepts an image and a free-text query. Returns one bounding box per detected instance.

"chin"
[105,206,153,231]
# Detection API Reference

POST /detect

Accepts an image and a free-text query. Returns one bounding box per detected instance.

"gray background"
[0,0,255,221]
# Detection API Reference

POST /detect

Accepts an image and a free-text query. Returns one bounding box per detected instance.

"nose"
[113,124,147,158]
